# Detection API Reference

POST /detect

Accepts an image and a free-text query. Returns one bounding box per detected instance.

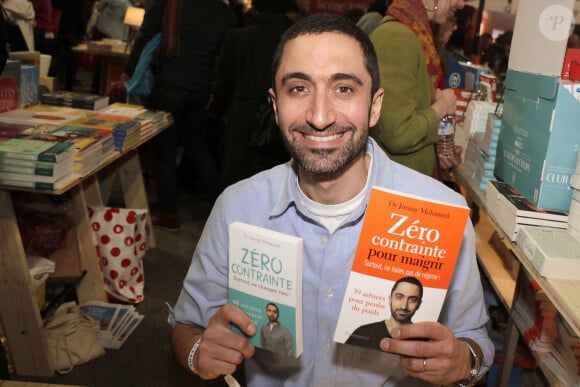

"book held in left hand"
[333,186,470,348]
[228,222,304,357]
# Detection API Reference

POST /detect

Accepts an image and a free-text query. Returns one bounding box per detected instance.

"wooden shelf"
[454,167,580,386]
[0,122,169,377]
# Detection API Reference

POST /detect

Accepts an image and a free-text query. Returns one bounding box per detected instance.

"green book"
[516,226,580,280]
[0,138,74,163]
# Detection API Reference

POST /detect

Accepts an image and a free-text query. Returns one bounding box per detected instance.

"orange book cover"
[333,186,470,349]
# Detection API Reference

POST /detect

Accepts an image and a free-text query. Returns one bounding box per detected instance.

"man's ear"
[268,88,279,125]
[369,88,384,127]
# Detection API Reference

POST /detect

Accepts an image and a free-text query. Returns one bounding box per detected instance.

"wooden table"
[0,118,169,378]
[72,43,130,95]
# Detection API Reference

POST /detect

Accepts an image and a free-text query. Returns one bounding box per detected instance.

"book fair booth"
[1,0,580,386]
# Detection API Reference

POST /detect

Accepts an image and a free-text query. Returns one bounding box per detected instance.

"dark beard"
[283,123,367,176]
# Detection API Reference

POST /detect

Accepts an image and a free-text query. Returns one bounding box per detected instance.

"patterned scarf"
[387,0,442,96]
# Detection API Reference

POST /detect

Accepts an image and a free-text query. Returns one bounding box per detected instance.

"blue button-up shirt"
[173,138,493,386]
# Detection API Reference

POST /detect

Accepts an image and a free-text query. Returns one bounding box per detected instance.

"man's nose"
[305,91,336,130]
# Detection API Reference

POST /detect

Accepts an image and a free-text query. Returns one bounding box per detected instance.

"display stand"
[455,166,580,387]
[0,124,167,377]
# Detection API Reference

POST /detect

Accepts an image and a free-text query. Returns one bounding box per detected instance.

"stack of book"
[569,151,580,240]
[0,105,90,128]
[546,314,580,385]
[462,113,501,191]
[516,225,580,280]
[511,275,557,355]
[64,113,140,152]
[0,138,74,189]
[456,100,496,160]
[98,103,171,142]
[79,301,144,350]
[40,91,110,111]
[486,180,568,241]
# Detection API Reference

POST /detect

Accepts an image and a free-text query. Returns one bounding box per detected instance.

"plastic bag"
[88,206,149,303]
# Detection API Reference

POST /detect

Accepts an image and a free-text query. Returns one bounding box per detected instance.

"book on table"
[0,138,74,163]
[228,221,304,358]
[333,186,470,350]
[516,226,580,280]
[40,91,110,111]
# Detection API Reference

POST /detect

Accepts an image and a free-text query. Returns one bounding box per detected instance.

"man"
[171,13,493,386]
[346,276,423,349]
[260,303,294,357]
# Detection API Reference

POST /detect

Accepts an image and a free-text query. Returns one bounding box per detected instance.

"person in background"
[124,0,236,232]
[1,0,35,51]
[90,0,131,94]
[0,2,8,73]
[356,0,392,36]
[51,0,91,90]
[210,0,293,188]
[170,13,492,386]
[31,0,55,56]
[370,0,463,179]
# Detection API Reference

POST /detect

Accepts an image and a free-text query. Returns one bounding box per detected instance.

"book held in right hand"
[334,187,470,350]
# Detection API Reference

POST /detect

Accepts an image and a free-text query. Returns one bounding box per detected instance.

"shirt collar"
[269,138,395,222]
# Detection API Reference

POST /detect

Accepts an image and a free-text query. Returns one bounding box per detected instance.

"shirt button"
[326,288,334,297]
[322,342,331,351]
[320,236,327,244]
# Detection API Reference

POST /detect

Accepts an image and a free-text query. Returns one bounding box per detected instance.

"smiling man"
[170,13,493,387]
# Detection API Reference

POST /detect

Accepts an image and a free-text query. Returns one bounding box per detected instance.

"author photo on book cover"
[260,302,295,357]
[170,8,493,387]
[346,276,423,350]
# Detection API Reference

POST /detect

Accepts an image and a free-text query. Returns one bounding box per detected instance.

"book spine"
[0,163,60,177]
[0,177,54,189]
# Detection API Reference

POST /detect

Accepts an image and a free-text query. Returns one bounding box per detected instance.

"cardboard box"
[494,69,580,211]
[508,0,574,76]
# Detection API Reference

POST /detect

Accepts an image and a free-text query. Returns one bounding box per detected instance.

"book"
[0,159,72,178]
[228,221,304,357]
[516,226,580,280]
[486,180,569,222]
[0,60,20,113]
[40,91,110,111]
[79,301,144,350]
[0,107,88,127]
[333,187,470,350]
[0,138,74,163]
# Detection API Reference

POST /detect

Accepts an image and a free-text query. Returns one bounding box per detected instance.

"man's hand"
[173,304,256,380]
[379,321,473,385]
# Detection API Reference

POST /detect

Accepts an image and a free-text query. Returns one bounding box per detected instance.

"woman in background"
[1,0,35,51]
[370,0,463,178]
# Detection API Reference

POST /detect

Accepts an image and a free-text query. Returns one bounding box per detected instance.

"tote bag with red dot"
[88,206,148,303]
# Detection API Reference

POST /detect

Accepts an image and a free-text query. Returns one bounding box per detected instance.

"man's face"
[266,304,279,323]
[270,32,383,176]
[389,282,422,324]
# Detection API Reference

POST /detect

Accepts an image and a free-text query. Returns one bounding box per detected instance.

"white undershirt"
[297,154,373,234]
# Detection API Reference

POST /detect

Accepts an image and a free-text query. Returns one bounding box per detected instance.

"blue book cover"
[228,222,303,358]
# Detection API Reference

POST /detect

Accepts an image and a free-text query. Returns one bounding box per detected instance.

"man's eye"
[337,86,353,94]
[290,85,307,93]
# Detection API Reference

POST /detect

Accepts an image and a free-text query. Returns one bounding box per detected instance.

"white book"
[228,221,304,358]
[516,226,580,280]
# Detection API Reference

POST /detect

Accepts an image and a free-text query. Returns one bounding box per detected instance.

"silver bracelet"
[187,337,202,373]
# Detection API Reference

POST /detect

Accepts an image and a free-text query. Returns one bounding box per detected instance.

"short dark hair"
[271,13,380,96]
[266,302,279,313]
[391,276,423,300]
